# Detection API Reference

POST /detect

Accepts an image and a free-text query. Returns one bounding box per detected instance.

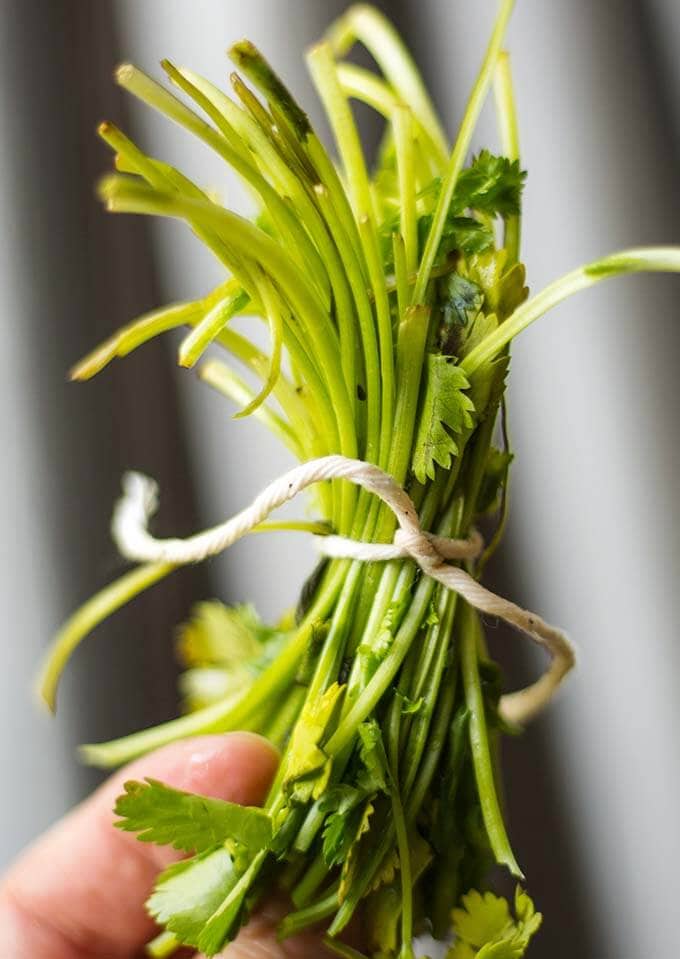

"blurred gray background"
[1,2,679,956]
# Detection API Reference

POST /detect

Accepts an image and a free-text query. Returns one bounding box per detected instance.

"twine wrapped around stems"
[112,454,575,725]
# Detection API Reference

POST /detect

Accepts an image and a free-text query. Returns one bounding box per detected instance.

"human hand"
[0,733,336,958]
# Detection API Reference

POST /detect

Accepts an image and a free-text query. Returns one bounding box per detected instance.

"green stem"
[37,562,175,711]
[493,50,521,263]
[79,562,346,767]
[460,602,522,877]
[462,247,680,375]
[325,4,449,166]
[412,0,515,305]
[277,886,340,939]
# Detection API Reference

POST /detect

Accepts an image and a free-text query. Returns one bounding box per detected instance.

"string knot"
[393,527,442,573]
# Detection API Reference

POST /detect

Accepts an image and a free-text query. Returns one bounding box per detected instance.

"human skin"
[0,733,337,958]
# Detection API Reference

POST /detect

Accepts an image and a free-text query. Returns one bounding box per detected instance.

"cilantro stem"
[307,44,374,221]
[392,233,409,320]
[401,587,459,798]
[71,301,201,381]
[277,886,339,939]
[389,782,414,959]
[325,4,449,167]
[460,602,522,877]
[178,286,249,368]
[336,63,445,179]
[462,247,680,375]
[325,566,437,757]
[199,360,302,457]
[146,930,179,957]
[393,107,418,273]
[493,51,521,263]
[37,562,175,711]
[116,66,331,307]
[322,936,371,959]
[80,563,346,767]
[411,0,515,305]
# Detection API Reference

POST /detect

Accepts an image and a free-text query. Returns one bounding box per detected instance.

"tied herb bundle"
[36,3,680,957]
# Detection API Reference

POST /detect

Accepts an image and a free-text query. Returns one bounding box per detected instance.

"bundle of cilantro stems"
[35,2,680,957]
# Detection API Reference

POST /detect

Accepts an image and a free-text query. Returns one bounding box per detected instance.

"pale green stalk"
[460,602,522,877]
[116,65,331,308]
[198,360,302,457]
[234,269,283,418]
[462,247,680,375]
[80,563,347,767]
[336,63,442,180]
[493,50,521,262]
[178,285,249,368]
[393,106,418,274]
[37,562,175,711]
[412,0,515,304]
[71,302,200,381]
[325,4,449,166]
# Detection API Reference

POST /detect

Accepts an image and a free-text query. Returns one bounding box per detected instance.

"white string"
[112,455,574,725]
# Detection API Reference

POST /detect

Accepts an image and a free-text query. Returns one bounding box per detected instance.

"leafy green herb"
[115,778,272,854]
[148,848,261,954]
[447,887,542,959]
[38,1,680,956]
[412,356,476,483]
[176,601,264,668]
[455,150,527,217]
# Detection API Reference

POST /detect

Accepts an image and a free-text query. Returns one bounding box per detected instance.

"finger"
[0,732,279,959]
[200,896,337,959]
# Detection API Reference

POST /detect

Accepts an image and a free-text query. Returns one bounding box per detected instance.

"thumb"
[0,732,279,958]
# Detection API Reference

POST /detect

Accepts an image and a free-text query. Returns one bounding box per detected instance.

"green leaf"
[196,856,262,956]
[457,251,528,321]
[338,799,377,901]
[453,890,510,945]
[454,150,526,218]
[356,719,390,795]
[356,594,409,686]
[412,355,475,483]
[458,312,499,360]
[468,354,510,422]
[320,785,366,866]
[147,848,240,951]
[417,213,494,263]
[447,887,542,959]
[115,778,272,853]
[176,601,264,668]
[282,682,345,802]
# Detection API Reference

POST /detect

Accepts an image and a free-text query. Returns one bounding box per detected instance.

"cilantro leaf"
[447,887,542,959]
[176,601,264,668]
[356,719,390,795]
[338,799,376,901]
[418,213,495,260]
[115,778,272,853]
[147,847,240,952]
[412,356,476,483]
[320,785,365,866]
[457,251,528,320]
[356,594,409,686]
[282,682,344,802]
[455,151,527,218]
